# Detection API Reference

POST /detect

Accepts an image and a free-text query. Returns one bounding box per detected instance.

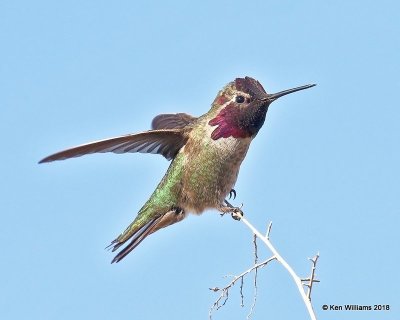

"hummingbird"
[39,77,315,263]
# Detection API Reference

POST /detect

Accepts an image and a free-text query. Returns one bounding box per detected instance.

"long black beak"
[266,84,316,102]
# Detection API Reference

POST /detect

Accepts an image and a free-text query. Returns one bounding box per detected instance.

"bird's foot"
[228,189,237,200]
[218,200,244,221]
[230,207,244,220]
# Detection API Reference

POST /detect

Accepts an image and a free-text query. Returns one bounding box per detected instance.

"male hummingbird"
[39,77,315,263]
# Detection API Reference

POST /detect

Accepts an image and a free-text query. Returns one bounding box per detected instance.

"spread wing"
[39,129,187,163]
[152,113,197,130]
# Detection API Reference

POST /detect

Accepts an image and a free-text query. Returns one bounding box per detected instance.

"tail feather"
[110,216,163,263]
[105,219,154,252]
[109,207,186,263]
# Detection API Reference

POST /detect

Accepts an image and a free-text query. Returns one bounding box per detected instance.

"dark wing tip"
[38,153,74,164]
[38,156,52,164]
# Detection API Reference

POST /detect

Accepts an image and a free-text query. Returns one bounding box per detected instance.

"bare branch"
[246,234,259,320]
[209,256,276,319]
[306,254,320,301]
[238,215,318,320]
[240,277,244,307]
[212,202,320,320]
[266,221,272,239]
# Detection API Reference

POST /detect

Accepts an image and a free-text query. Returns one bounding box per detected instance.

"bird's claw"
[228,189,237,200]
[219,201,244,220]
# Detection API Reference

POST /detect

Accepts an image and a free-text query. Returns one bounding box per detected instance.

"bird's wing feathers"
[151,113,197,130]
[39,129,187,163]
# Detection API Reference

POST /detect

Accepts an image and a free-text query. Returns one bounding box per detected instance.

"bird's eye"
[235,95,245,103]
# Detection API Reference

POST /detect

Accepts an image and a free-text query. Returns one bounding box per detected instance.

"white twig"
[266,221,272,239]
[239,215,318,320]
[211,202,319,319]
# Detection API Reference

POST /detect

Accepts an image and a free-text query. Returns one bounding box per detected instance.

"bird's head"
[208,77,315,140]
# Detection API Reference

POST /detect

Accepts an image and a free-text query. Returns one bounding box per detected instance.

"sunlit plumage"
[40,76,315,263]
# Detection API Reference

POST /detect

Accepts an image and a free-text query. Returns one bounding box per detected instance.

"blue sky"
[1,1,399,319]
